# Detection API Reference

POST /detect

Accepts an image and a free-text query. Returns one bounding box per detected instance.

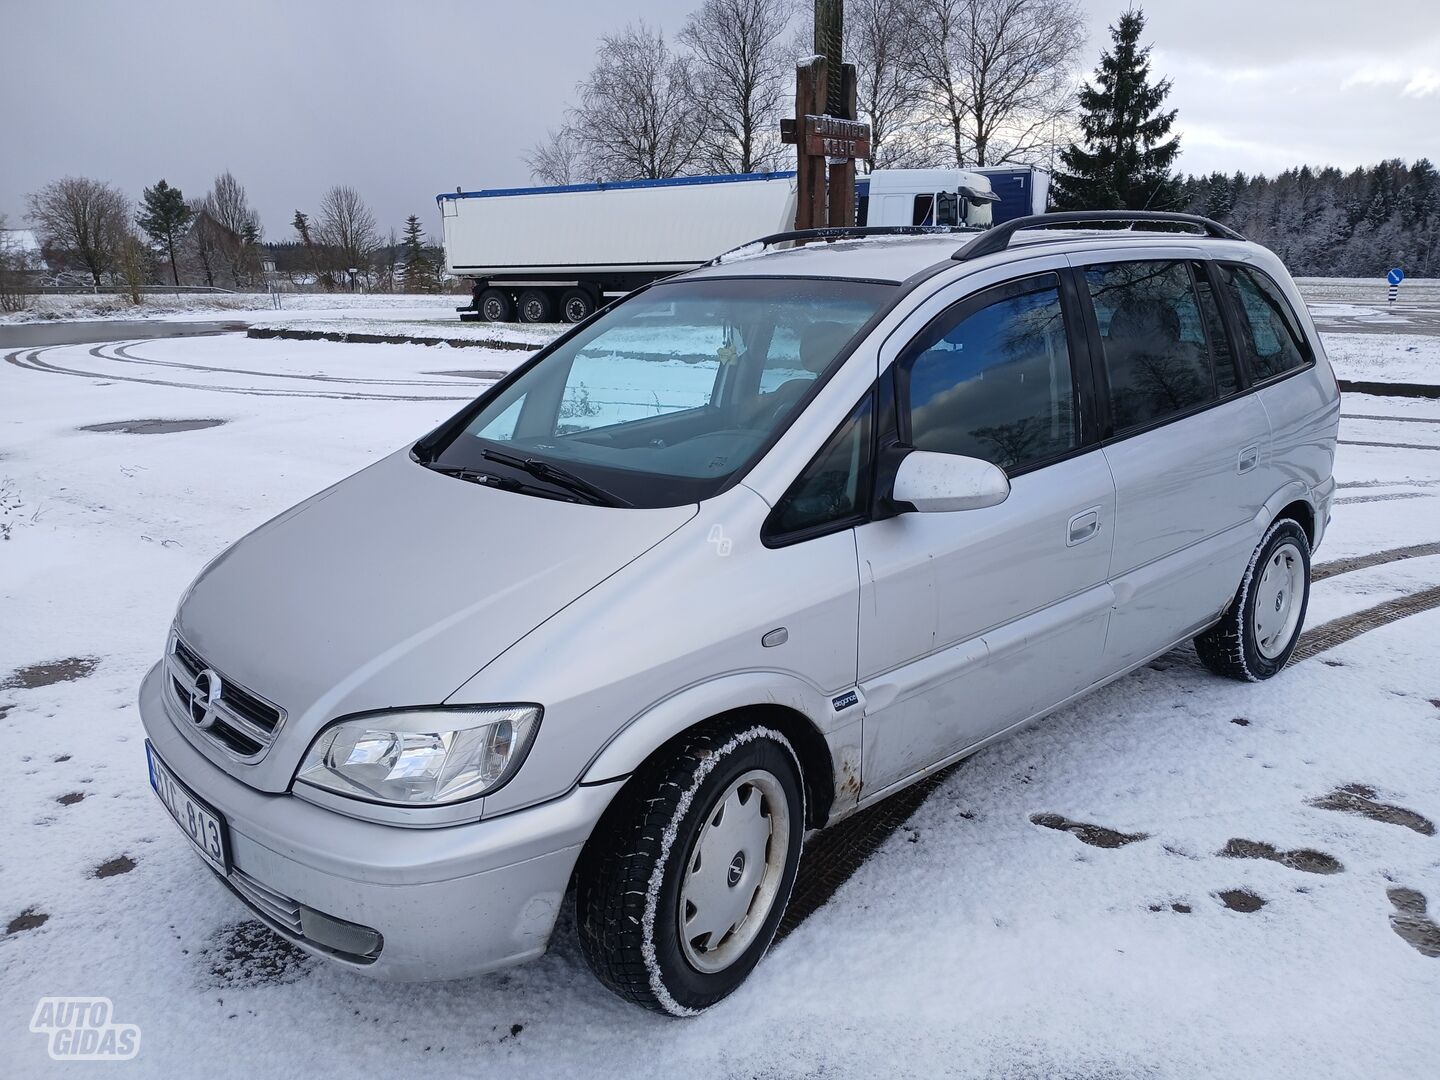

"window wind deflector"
[480,448,631,508]
[959,185,1000,204]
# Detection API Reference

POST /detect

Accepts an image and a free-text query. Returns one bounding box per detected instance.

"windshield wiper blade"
[480,448,630,507]
[423,461,570,501]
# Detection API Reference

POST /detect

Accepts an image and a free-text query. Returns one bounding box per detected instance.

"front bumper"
[138,662,621,980]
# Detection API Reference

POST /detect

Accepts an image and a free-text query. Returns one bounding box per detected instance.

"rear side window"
[901,279,1077,472]
[1083,260,1229,434]
[1216,264,1310,381]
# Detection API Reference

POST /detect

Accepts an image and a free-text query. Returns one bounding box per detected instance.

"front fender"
[580,671,863,820]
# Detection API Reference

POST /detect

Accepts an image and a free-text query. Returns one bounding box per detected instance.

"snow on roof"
[1,228,42,254]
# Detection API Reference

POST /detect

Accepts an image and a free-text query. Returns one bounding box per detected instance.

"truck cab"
[857,168,1000,230]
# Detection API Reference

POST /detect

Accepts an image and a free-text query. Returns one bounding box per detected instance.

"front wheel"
[576,724,805,1015]
[1194,518,1311,680]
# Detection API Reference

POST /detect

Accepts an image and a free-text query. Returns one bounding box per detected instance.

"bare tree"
[905,0,1084,167]
[849,0,937,169]
[316,185,379,287]
[205,171,262,287]
[0,214,33,313]
[377,228,401,293]
[570,22,704,180]
[679,0,792,174]
[291,210,333,290]
[186,199,223,288]
[525,127,589,185]
[953,0,1083,166]
[26,176,130,286]
[904,0,973,167]
[115,228,152,304]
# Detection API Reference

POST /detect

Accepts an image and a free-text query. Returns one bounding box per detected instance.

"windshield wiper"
[422,461,572,501]
[480,448,630,507]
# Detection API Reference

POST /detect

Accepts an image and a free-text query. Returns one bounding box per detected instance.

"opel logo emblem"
[189,668,223,729]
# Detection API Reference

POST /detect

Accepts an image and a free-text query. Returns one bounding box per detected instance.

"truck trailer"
[440,162,1025,319]
[437,168,1001,323]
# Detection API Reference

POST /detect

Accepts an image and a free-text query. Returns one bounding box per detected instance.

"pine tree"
[136,180,193,286]
[400,214,429,293]
[1050,8,1180,211]
[293,209,330,290]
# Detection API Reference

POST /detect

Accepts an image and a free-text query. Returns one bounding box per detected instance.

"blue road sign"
[1388,267,1405,286]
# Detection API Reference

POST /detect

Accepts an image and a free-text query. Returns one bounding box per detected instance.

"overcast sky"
[5,0,1438,241]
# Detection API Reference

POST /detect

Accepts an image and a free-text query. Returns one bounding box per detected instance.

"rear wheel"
[517,288,553,323]
[576,724,804,1016]
[560,287,596,323]
[477,288,512,323]
[1194,518,1311,680]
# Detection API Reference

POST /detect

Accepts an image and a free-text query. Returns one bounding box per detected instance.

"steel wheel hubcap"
[678,768,790,974]
[1252,540,1305,659]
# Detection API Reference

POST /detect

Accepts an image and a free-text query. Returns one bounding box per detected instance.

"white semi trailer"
[437,168,1000,323]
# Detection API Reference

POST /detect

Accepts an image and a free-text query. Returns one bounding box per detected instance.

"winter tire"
[560,287,595,323]
[1194,517,1311,681]
[575,723,805,1016]
[478,288,513,323]
[517,289,553,323]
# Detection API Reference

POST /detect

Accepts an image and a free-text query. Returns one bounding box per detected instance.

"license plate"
[146,741,229,875]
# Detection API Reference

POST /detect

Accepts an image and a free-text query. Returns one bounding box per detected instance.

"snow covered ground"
[2,331,1439,1078]
[1322,333,1440,385]
[247,316,562,348]
[0,292,464,326]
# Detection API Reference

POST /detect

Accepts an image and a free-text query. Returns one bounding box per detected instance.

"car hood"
[173,449,695,790]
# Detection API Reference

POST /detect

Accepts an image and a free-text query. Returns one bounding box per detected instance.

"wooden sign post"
[780,2,868,231]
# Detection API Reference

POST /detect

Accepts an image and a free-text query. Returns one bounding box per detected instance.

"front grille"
[167,634,285,762]
[212,865,381,964]
[229,867,304,934]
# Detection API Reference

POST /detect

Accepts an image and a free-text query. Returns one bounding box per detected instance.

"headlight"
[295,705,541,806]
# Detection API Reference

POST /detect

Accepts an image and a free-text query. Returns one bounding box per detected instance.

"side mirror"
[892,450,1010,513]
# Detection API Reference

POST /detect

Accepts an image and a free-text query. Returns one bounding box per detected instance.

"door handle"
[1237,445,1260,474]
[1067,508,1101,546]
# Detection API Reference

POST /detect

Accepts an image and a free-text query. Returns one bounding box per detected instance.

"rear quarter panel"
[1232,248,1341,545]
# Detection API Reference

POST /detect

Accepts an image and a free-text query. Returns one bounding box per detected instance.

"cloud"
[1404,69,1440,97]
[1343,63,1440,97]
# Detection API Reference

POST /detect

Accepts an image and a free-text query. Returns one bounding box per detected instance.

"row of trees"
[11,172,449,296]
[1179,159,1440,278]
[527,0,1088,183]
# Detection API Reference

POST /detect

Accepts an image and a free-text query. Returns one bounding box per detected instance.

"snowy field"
[0,292,463,326]
[2,329,1440,1077]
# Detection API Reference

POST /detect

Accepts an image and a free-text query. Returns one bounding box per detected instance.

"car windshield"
[423,277,893,507]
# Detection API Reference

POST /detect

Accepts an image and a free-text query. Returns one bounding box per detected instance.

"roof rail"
[952,210,1245,262]
[711,224,981,266]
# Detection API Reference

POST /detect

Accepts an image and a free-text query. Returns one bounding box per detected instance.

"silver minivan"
[140,212,1339,1014]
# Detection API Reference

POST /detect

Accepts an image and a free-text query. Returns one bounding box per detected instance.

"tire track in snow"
[1313,541,1440,581]
[1340,440,1440,451]
[103,341,463,388]
[1291,582,1440,662]
[4,345,476,402]
[1343,413,1440,425]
